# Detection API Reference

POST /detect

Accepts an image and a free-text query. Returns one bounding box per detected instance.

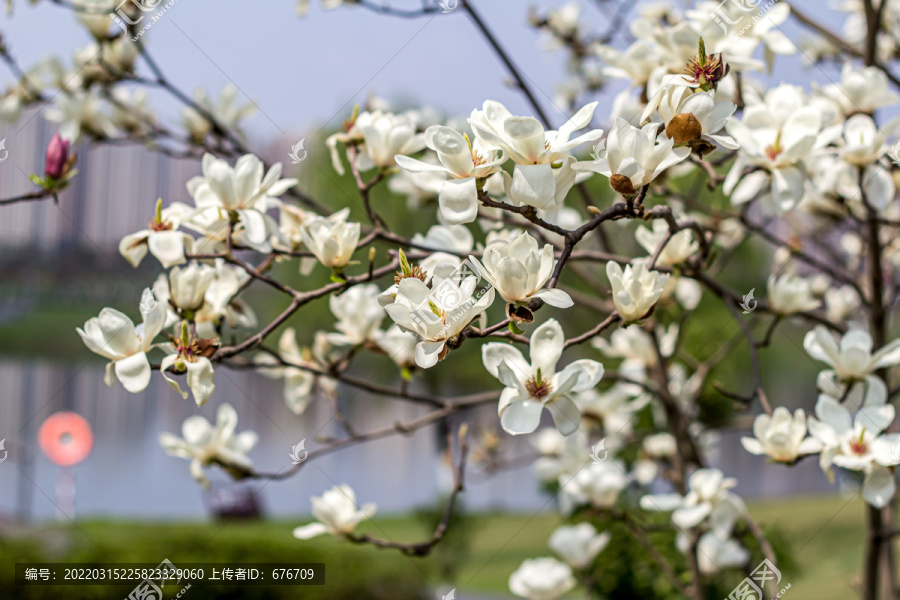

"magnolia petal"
[293,523,329,539]
[546,394,581,436]
[863,468,896,509]
[438,178,478,225]
[114,352,152,393]
[499,399,544,435]
[730,171,769,206]
[186,357,216,407]
[415,340,446,369]
[556,359,604,395]
[532,288,574,308]
[482,343,529,379]
[119,231,149,267]
[640,493,683,512]
[672,502,712,530]
[529,319,565,375]
[395,154,446,173]
[741,438,766,455]
[509,164,556,210]
[148,231,189,268]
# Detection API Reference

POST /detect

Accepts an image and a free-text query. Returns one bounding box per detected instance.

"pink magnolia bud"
[45,134,70,179]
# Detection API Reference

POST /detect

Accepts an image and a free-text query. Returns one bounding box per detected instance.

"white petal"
[532,288,574,308]
[114,352,151,393]
[438,178,479,225]
[509,164,557,210]
[546,394,582,436]
[499,399,544,435]
[293,523,329,539]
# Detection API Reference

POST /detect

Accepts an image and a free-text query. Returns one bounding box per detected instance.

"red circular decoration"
[38,412,93,466]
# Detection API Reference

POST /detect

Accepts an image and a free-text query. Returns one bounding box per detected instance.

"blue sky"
[0,0,851,143]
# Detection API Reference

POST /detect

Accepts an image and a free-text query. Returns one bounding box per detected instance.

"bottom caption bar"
[15,560,325,586]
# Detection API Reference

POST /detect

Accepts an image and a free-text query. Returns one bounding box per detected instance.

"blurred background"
[0,0,884,598]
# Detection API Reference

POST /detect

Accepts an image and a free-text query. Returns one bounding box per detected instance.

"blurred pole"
[56,468,76,521]
[14,363,35,522]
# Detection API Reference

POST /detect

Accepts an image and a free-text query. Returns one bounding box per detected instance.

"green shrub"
[0,519,427,600]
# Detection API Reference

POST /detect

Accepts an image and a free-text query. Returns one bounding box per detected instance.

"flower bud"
[666,113,703,145]
[609,174,636,196]
[45,134,70,179]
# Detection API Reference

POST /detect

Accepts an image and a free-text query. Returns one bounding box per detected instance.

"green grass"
[0,494,880,599]
[748,494,868,600]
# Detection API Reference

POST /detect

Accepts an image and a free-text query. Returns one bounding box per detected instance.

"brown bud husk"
[507,303,534,324]
[192,338,221,359]
[707,53,728,83]
[666,113,703,144]
[688,137,717,158]
[610,174,636,196]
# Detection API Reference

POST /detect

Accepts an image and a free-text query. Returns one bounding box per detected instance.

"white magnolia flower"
[724,85,831,214]
[840,114,887,166]
[383,263,494,368]
[642,80,737,150]
[256,328,336,414]
[373,324,419,371]
[548,523,611,570]
[596,39,665,87]
[641,468,746,536]
[326,108,367,175]
[821,63,900,116]
[198,261,257,337]
[159,403,257,488]
[562,459,630,509]
[355,111,425,171]
[182,85,256,143]
[410,224,474,276]
[388,165,445,208]
[741,407,821,463]
[187,154,297,252]
[807,381,900,507]
[324,284,385,346]
[508,557,576,600]
[635,219,699,267]
[119,201,195,268]
[167,262,217,313]
[469,100,603,209]
[696,0,795,68]
[634,432,677,484]
[273,201,316,251]
[109,88,154,136]
[151,261,254,340]
[592,323,677,388]
[836,114,895,211]
[606,261,669,322]
[469,230,573,309]
[293,484,376,539]
[804,326,900,382]
[766,273,821,315]
[45,88,116,142]
[691,532,749,574]
[395,125,505,224]
[574,385,645,438]
[534,429,589,483]
[573,117,690,195]
[825,285,861,323]
[75,38,138,79]
[159,326,217,407]
[482,319,604,436]
[75,0,116,38]
[544,2,582,40]
[300,208,361,273]
[77,290,167,393]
